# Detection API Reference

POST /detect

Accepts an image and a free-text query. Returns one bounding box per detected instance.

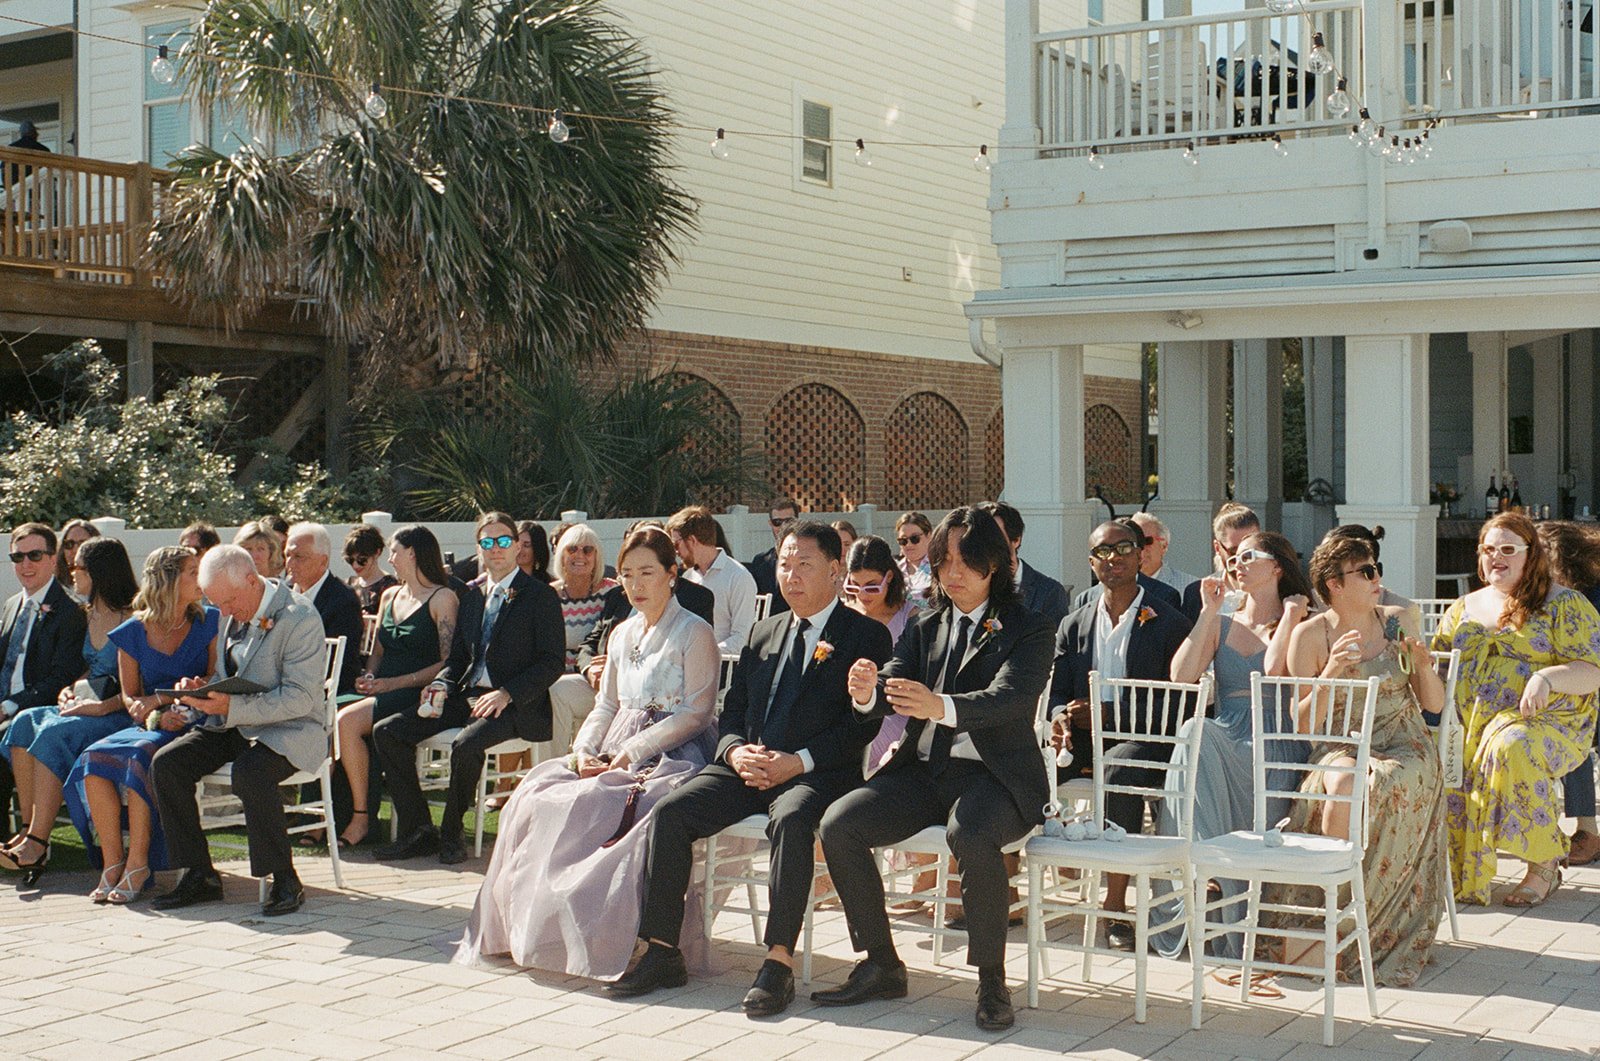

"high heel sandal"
[0,832,51,885]
[338,808,370,847]
[106,865,152,905]
[90,861,126,903]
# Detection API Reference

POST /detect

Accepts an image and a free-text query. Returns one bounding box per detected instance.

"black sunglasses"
[9,549,52,563]
[1342,563,1381,582]
[897,533,924,546]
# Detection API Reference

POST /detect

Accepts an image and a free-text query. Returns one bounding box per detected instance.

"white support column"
[1002,343,1098,595]
[1155,340,1228,577]
[1232,338,1284,533]
[999,0,1041,157]
[1339,333,1436,599]
[1468,331,1508,518]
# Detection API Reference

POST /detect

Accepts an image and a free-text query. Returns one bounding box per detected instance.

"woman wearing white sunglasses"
[1433,512,1600,908]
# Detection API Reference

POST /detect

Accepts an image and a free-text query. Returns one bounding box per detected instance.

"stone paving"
[1,843,1596,1060]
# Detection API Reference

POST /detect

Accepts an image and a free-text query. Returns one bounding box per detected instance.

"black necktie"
[928,615,973,774]
[757,617,810,748]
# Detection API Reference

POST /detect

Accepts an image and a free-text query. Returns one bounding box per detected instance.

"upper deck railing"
[0,147,173,285]
[1013,0,1598,156]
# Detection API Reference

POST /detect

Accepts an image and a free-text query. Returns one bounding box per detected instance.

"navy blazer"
[0,579,87,711]
[717,601,892,774]
[869,601,1055,823]
[1049,593,1193,735]
[743,547,789,616]
[1073,572,1181,613]
[1018,561,1072,630]
[311,575,365,695]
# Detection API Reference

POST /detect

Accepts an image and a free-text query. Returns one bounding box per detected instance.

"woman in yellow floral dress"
[1433,513,1600,907]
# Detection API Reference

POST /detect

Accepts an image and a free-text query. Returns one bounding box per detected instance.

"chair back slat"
[1415,598,1456,639]
[715,653,739,712]
[1249,673,1380,848]
[1086,671,1214,838]
[1430,648,1463,787]
[753,594,773,623]
[324,636,346,760]
[360,613,380,657]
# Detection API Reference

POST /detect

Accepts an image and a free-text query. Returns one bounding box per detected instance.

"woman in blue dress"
[64,546,218,903]
[0,538,138,886]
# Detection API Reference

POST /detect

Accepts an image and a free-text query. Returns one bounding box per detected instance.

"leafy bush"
[0,340,365,528]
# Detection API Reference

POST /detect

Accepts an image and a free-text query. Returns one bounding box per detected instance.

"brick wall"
[1082,375,1145,503]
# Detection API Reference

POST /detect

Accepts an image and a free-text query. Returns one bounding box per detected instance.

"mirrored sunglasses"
[478,535,515,550]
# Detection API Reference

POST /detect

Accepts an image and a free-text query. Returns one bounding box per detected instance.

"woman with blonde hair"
[1433,513,1600,906]
[552,524,618,672]
[234,521,284,579]
[62,547,219,903]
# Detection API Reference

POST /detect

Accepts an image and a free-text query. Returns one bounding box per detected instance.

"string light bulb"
[547,109,570,143]
[1305,32,1335,76]
[854,137,872,167]
[972,144,992,172]
[150,44,176,86]
[1326,77,1351,118]
[1265,0,1295,12]
[710,128,729,160]
[1087,145,1105,170]
[1271,133,1288,157]
[1365,126,1389,157]
[1181,140,1199,165]
[1355,108,1377,143]
[362,82,387,120]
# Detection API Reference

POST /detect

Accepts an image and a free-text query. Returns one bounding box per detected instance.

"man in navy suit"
[1070,519,1183,614]
[284,522,364,695]
[1051,519,1192,948]
[980,500,1072,629]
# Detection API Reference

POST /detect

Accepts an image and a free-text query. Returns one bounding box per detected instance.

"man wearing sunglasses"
[0,523,88,814]
[744,497,798,617]
[373,511,566,865]
[1049,520,1193,950]
[1070,520,1182,613]
[1180,502,1261,622]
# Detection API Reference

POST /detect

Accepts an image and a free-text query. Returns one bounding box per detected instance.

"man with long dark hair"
[814,506,1053,1031]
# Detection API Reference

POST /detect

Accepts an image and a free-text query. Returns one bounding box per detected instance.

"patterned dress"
[558,579,618,672]
[1433,589,1600,904]
[1270,617,1446,986]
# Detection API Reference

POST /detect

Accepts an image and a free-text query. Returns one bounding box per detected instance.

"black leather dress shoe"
[437,834,469,865]
[374,826,440,861]
[975,969,1015,1031]
[262,874,304,916]
[605,942,688,998]
[151,869,224,911]
[741,959,795,1017]
[810,958,908,1006]
[1106,921,1136,951]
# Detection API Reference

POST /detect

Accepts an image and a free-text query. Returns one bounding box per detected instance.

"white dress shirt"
[300,569,331,603]
[763,597,838,774]
[1150,564,1197,595]
[919,601,989,762]
[685,548,758,655]
[471,566,519,688]
[1092,586,1145,702]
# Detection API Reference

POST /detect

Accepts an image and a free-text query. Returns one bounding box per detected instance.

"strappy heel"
[0,832,51,885]
[90,861,126,903]
[106,865,152,905]
[338,808,370,847]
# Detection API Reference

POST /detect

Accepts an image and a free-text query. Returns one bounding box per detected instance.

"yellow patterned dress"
[1433,590,1600,904]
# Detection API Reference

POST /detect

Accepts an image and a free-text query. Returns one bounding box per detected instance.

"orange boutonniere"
[258,617,275,633]
[1135,606,1157,627]
[37,604,51,616]
[813,640,835,665]
[973,615,1003,650]
[504,587,519,604]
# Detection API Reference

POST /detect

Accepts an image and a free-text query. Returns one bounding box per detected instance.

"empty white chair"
[1026,672,1214,1021]
[1429,648,1463,941]
[1189,673,1382,1047]
[1414,599,1457,640]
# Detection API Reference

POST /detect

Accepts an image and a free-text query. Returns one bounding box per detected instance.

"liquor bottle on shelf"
[1485,474,1498,518]
[1511,477,1523,515]
[1499,475,1511,514]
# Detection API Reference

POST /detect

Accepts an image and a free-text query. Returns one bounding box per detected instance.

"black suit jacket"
[870,601,1054,823]
[0,579,88,711]
[1181,579,1206,622]
[717,601,892,774]
[576,579,716,671]
[1018,562,1072,630]
[437,570,566,739]
[1049,593,1194,736]
[744,547,789,615]
[311,576,365,695]
[1073,572,1181,613]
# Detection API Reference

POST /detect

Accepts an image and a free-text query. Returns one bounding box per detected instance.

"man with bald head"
[151,545,330,916]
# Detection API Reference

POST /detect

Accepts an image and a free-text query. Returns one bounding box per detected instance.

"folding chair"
[702,816,833,984]
[199,636,347,902]
[1026,672,1214,1021]
[1430,648,1463,941]
[1188,673,1382,1047]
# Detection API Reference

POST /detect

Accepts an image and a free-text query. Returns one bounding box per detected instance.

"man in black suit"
[373,512,565,865]
[980,500,1072,629]
[1071,519,1183,614]
[814,507,1054,1032]
[284,522,364,695]
[744,497,798,617]
[546,567,716,756]
[1050,519,1192,949]
[1179,502,1260,621]
[608,521,893,1018]
[0,523,89,812]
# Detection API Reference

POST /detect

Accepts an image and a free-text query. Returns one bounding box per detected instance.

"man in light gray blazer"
[152,545,330,916]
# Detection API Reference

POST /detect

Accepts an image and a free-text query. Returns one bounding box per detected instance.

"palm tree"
[148,0,697,384]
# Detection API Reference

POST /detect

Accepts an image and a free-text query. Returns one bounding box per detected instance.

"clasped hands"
[846,659,944,719]
[728,744,803,790]
[575,749,633,778]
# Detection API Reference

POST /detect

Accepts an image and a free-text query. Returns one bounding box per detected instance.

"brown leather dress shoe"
[1566,829,1600,866]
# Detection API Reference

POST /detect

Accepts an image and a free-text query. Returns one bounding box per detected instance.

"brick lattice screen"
[984,407,1005,501]
[882,391,969,510]
[765,383,867,511]
[659,370,741,510]
[1084,402,1138,503]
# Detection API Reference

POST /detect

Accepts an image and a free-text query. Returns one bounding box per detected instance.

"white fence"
[0,504,938,601]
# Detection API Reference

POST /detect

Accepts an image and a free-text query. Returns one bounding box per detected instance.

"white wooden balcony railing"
[1015,0,1598,156]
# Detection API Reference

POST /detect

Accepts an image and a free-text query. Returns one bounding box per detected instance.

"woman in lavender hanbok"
[455,527,720,980]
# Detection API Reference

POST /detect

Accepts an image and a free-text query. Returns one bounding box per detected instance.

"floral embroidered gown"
[1271,616,1446,986]
[454,598,720,980]
[1433,589,1600,904]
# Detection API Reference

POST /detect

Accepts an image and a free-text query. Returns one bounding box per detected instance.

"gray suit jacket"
[213,581,330,774]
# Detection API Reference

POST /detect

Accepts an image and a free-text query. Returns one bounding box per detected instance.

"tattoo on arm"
[436,618,455,664]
